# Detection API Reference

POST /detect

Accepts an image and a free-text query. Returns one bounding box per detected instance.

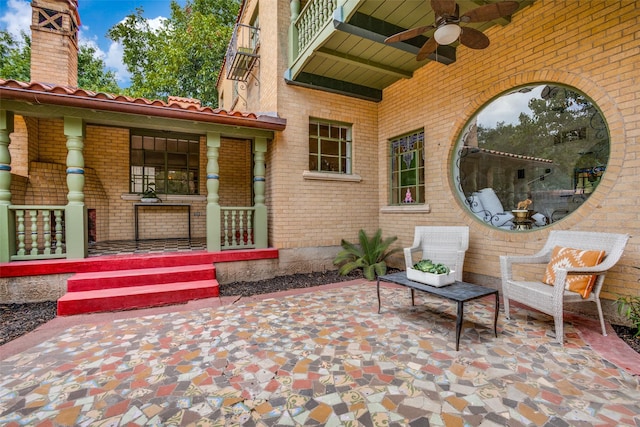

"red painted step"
[57,280,219,316]
[67,264,215,292]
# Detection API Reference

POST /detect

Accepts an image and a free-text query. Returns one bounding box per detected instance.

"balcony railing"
[225,24,260,81]
[295,0,337,54]
[221,207,255,249]
[10,205,66,261]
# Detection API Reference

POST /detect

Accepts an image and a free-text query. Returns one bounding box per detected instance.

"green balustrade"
[10,206,66,260]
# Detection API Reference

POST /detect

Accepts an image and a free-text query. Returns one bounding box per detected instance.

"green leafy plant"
[412,259,450,275]
[333,229,401,280]
[617,295,640,337]
[140,182,160,201]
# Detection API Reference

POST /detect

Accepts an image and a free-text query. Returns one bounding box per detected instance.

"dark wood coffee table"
[377,271,499,350]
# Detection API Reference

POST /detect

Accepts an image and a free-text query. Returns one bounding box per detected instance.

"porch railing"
[9,205,66,261]
[295,0,338,54]
[221,207,255,250]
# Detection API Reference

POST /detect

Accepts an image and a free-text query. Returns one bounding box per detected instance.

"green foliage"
[333,229,401,281]
[108,0,240,107]
[0,30,120,94]
[412,259,450,275]
[77,45,120,93]
[0,30,30,82]
[617,295,640,337]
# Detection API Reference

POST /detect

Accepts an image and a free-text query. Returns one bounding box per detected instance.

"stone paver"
[1,282,639,426]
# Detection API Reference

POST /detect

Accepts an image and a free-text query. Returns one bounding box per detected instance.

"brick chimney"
[30,0,80,87]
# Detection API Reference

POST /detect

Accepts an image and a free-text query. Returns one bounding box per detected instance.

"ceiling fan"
[384,0,520,61]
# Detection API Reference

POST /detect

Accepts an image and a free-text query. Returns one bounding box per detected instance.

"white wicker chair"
[404,226,469,281]
[500,230,630,344]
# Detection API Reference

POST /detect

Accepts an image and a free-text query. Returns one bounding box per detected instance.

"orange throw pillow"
[543,246,605,298]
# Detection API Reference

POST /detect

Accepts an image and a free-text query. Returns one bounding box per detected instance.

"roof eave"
[0,85,286,132]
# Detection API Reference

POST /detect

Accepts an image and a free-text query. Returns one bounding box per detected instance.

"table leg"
[411,289,415,306]
[456,301,464,351]
[377,278,381,313]
[493,292,499,337]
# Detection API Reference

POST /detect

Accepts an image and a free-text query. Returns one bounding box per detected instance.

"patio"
[1,281,639,426]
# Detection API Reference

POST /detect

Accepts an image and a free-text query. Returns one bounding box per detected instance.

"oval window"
[454,84,609,230]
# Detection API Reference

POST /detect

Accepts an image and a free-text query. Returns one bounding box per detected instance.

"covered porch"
[0,80,286,263]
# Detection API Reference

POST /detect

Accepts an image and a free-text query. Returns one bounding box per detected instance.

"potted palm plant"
[140,182,161,203]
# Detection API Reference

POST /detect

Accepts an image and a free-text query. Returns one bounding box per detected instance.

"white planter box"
[407,268,456,287]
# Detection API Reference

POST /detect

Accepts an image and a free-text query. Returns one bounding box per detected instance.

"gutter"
[0,85,286,132]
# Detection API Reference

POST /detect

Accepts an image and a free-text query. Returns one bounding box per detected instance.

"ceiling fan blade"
[384,25,433,44]
[431,0,457,16]
[461,1,519,23]
[416,37,438,61]
[460,27,490,49]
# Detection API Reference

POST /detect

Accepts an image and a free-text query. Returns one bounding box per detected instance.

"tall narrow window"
[308,119,352,174]
[130,131,200,195]
[390,130,425,205]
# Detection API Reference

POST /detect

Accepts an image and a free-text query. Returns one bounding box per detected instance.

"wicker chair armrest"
[555,265,608,275]
[501,254,548,265]
[403,247,419,269]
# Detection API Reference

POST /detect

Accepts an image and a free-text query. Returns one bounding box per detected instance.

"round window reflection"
[454,84,609,230]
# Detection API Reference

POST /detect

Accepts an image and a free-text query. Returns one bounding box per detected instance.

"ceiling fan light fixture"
[434,23,461,45]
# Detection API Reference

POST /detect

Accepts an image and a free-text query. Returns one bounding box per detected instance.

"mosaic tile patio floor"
[1,282,639,426]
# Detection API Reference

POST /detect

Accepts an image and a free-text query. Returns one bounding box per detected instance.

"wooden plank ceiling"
[286,0,533,101]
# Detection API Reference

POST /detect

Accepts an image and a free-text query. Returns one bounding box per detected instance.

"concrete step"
[57,280,219,316]
[67,264,215,292]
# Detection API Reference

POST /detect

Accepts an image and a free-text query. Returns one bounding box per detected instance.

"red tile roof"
[462,145,553,164]
[0,79,286,131]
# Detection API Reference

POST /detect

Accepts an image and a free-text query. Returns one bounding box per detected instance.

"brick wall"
[8,116,28,177]
[219,138,252,207]
[226,1,640,302]
[375,0,640,301]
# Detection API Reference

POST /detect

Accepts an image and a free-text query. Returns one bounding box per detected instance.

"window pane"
[454,83,610,229]
[168,153,187,167]
[330,126,340,139]
[389,130,425,205]
[132,135,143,149]
[309,154,318,171]
[321,156,339,172]
[309,137,318,153]
[131,149,143,166]
[131,132,200,195]
[145,151,164,166]
[190,140,199,153]
[322,140,339,155]
[143,136,154,150]
[308,120,352,174]
[155,138,166,151]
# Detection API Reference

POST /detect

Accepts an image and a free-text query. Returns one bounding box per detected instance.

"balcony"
[226,23,260,82]
[286,0,531,102]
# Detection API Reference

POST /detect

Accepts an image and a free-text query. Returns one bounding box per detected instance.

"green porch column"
[206,132,221,252]
[64,116,88,259]
[0,110,15,262]
[253,137,268,248]
[289,0,301,62]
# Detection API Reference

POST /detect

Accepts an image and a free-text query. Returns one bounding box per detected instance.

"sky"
[477,86,541,128]
[0,0,185,86]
